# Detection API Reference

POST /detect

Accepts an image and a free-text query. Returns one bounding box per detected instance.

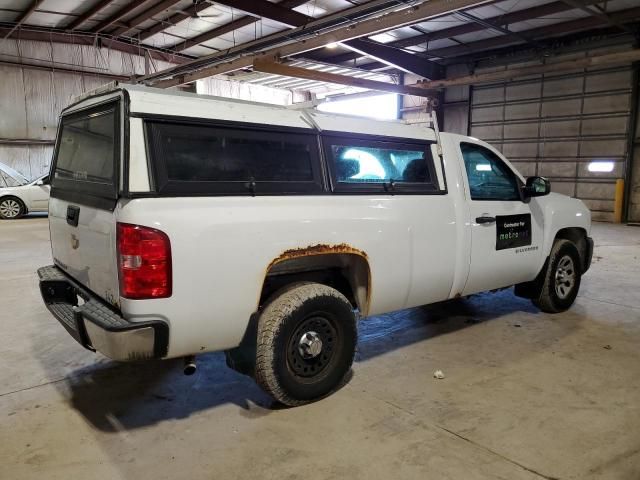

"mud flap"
[225,314,258,377]
[514,256,549,299]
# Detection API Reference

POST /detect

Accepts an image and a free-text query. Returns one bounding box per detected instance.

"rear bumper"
[583,236,594,273]
[37,265,168,361]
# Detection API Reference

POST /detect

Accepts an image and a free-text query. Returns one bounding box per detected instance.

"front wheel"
[0,197,25,219]
[255,283,357,406]
[533,239,582,313]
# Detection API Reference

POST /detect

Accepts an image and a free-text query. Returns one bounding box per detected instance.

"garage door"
[470,63,633,222]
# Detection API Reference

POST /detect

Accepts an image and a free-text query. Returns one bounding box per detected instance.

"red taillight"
[117,222,172,299]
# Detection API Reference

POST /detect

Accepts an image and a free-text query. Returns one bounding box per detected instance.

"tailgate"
[49,98,122,307]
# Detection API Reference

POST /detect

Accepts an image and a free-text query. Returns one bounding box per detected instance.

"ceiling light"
[326,42,338,49]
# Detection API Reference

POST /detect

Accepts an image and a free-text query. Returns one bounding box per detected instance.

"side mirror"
[523,176,550,198]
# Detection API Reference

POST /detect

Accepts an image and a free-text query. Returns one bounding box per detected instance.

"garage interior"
[1,0,640,478]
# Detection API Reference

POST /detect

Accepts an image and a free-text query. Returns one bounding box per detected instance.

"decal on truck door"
[496,214,531,250]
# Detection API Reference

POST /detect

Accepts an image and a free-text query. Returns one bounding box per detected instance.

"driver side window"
[460,143,520,201]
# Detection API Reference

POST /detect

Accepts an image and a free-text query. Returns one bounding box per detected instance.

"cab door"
[458,140,545,295]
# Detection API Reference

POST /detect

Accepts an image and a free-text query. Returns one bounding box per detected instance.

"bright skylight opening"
[318,93,399,120]
[588,161,615,173]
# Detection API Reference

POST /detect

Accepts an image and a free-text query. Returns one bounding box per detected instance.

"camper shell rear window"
[51,101,120,209]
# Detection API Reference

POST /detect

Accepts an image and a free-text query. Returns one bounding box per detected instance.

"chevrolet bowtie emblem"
[71,234,79,250]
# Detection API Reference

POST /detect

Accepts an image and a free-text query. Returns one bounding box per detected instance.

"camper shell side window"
[321,132,439,194]
[145,119,324,196]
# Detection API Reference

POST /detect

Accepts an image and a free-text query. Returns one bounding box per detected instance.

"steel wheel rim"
[0,199,20,218]
[287,315,337,378]
[554,255,576,300]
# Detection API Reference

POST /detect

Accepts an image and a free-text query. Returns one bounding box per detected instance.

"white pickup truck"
[38,84,592,406]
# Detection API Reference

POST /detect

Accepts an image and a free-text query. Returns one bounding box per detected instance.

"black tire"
[533,239,582,313]
[0,196,25,220]
[255,283,357,406]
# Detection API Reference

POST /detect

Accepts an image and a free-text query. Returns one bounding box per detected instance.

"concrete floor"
[1,216,639,480]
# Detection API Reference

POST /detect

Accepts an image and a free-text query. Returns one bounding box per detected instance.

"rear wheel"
[533,239,582,313]
[0,197,25,219]
[255,283,357,406]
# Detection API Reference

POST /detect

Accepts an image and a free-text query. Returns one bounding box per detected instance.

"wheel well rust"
[262,243,371,316]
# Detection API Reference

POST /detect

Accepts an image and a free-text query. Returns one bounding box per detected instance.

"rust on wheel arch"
[265,243,371,316]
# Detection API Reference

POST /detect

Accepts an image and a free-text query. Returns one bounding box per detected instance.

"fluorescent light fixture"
[588,160,614,173]
[476,164,492,171]
[326,42,338,49]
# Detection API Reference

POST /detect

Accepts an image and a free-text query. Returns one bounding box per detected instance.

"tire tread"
[533,239,581,313]
[254,283,355,406]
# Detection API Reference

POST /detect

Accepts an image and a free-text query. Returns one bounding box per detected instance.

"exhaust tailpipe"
[183,355,197,375]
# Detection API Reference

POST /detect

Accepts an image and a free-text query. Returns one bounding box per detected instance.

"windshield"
[0,162,29,187]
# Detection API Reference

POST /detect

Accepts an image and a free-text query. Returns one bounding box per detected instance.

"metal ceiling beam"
[171,17,256,52]
[417,48,640,89]
[341,38,444,79]
[207,0,446,79]
[137,1,211,41]
[212,0,311,27]
[109,0,184,37]
[66,0,117,30]
[147,0,492,88]
[560,0,632,34]
[352,5,640,68]
[3,0,44,39]
[91,0,152,33]
[0,59,130,80]
[320,0,601,65]
[396,0,602,47]
[454,10,542,48]
[422,6,640,59]
[440,25,635,65]
[0,25,192,65]
[253,58,437,97]
[164,0,310,53]
[142,0,399,76]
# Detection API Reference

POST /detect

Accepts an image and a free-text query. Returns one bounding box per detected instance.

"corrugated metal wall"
[0,39,173,180]
[0,39,301,180]
[468,46,635,222]
[0,66,111,178]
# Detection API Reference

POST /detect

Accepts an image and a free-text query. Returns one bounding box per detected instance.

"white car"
[0,162,50,219]
[38,84,592,406]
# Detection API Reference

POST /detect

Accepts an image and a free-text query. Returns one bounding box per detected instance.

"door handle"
[475,215,496,225]
[66,205,80,227]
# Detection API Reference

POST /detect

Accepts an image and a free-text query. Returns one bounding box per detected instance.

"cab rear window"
[52,102,119,208]
[146,120,323,195]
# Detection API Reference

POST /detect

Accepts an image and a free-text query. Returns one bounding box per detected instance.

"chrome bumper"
[37,265,168,361]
